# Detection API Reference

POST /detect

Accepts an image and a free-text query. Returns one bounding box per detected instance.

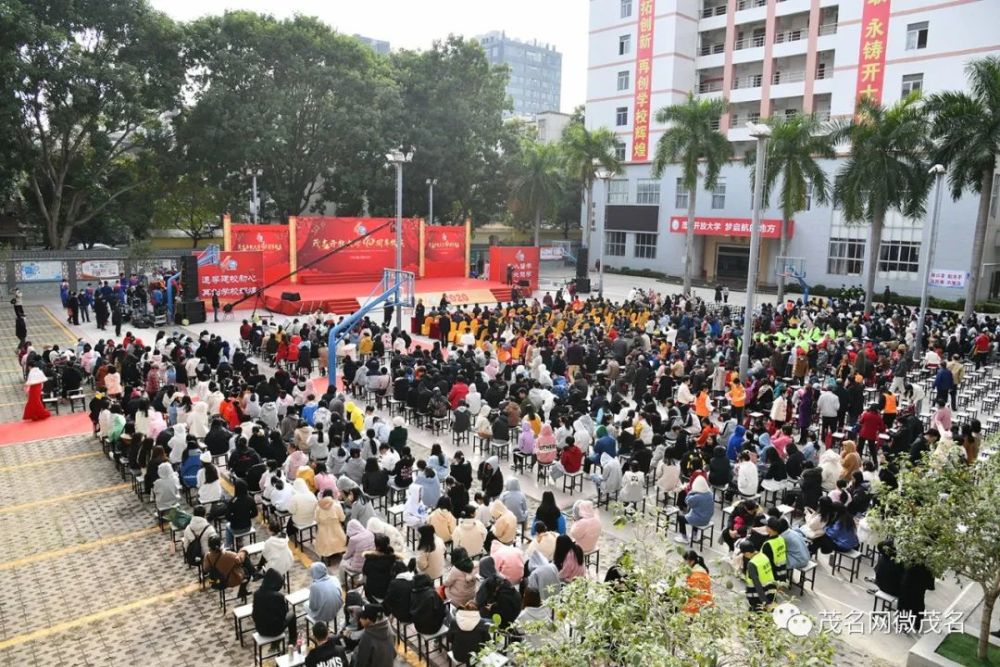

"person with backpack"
[181,505,216,568]
[202,535,251,600]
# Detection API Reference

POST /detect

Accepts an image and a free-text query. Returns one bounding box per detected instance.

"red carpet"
[0,412,93,446]
[261,277,511,315]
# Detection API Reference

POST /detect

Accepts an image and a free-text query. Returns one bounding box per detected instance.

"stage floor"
[259,276,513,315]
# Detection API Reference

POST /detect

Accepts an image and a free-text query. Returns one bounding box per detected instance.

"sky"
[150,0,589,113]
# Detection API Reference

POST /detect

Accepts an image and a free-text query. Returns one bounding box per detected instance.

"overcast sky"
[150,0,588,113]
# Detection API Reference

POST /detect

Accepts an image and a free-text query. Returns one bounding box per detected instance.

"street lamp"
[594,166,612,298]
[426,178,437,225]
[739,122,772,381]
[913,164,946,363]
[246,168,263,223]
[386,148,414,331]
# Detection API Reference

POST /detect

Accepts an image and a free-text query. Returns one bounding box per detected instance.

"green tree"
[832,95,932,314]
[151,175,226,247]
[652,94,731,295]
[509,140,565,246]
[561,121,620,257]
[745,114,835,302]
[9,0,186,248]
[926,56,1000,320]
[871,445,1000,660]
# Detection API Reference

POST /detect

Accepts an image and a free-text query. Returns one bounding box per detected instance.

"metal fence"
[2,248,187,295]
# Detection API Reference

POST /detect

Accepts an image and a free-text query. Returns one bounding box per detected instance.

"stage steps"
[298,272,377,285]
[322,298,362,313]
[490,288,513,303]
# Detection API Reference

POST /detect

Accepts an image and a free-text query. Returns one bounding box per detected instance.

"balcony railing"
[709,118,721,130]
[737,0,767,10]
[815,109,832,121]
[818,23,838,36]
[698,42,726,56]
[771,70,805,85]
[698,80,725,93]
[731,74,764,89]
[734,34,766,50]
[701,4,727,18]
[774,28,805,44]
[815,65,831,80]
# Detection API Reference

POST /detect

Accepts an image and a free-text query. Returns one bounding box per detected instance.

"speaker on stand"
[574,246,591,293]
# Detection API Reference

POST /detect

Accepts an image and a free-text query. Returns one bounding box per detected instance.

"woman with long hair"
[682,550,713,613]
[552,534,586,582]
[531,491,565,535]
[414,524,446,581]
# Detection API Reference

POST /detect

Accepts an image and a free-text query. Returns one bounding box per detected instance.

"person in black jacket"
[475,563,521,629]
[362,458,389,499]
[707,445,733,488]
[228,437,261,481]
[409,573,448,635]
[449,601,491,663]
[362,534,405,602]
[225,478,258,548]
[252,568,296,642]
[477,456,503,502]
[382,569,415,624]
[303,621,349,667]
[449,451,473,489]
[205,418,233,456]
[784,443,805,479]
[797,462,823,511]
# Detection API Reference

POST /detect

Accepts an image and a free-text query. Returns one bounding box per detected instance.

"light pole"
[246,168,263,223]
[739,122,772,381]
[426,178,437,225]
[913,164,946,363]
[386,148,413,331]
[594,167,612,298]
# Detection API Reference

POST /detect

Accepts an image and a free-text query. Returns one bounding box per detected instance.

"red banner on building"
[488,246,540,290]
[295,217,420,279]
[229,223,290,283]
[668,216,794,239]
[630,0,655,163]
[196,250,264,301]
[423,225,467,278]
[854,0,892,105]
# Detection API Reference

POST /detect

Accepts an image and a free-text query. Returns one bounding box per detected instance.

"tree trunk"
[583,184,593,250]
[978,588,997,660]
[964,167,995,321]
[863,210,885,315]
[534,208,541,247]
[683,185,697,296]
[776,216,789,303]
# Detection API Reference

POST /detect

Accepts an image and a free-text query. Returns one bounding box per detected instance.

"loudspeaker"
[575,277,591,293]
[517,279,530,288]
[575,246,589,279]
[281,291,301,302]
[175,300,206,324]
[180,256,199,299]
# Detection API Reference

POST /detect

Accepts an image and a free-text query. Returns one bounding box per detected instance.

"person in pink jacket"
[535,424,557,465]
[568,500,601,554]
[490,540,525,585]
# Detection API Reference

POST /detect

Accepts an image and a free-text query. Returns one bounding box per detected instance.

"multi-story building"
[477,31,563,116]
[353,34,390,55]
[587,0,1000,299]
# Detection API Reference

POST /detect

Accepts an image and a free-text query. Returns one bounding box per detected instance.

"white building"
[586,0,1000,300]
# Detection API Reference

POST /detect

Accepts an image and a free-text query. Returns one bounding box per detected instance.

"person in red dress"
[23,365,50,422]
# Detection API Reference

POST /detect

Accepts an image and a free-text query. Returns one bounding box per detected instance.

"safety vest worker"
[741,543,776,610]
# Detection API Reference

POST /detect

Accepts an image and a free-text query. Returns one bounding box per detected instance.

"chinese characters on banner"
[631,0,656,162]
[295,217,420,279]
[196,250,264,301]
[668,216,793,239]
[423,225,468,278]
[928,269,968,289]
[488,246,541,290]
[854,0,892,104]
[229,224,290,283]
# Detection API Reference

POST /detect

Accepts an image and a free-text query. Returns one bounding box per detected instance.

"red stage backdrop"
[423,225,467,278]
[196,250,264,302]
[296,217,420,279]
[229,224,290,283]
[488,246,540,290]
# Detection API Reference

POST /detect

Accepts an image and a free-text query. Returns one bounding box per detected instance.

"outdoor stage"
[258,276,513,315]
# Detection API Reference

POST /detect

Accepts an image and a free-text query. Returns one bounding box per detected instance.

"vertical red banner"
[229,224,290,284]
[423,225,467,278]
[488,246,541,290]
[631,0,655,162]
[854,0,892,105]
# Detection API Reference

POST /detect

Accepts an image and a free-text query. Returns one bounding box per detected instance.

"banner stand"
[288,216,298,283]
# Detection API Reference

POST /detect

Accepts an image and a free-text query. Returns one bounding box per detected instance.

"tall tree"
[9,0,186,248]
[926,56,1000,320]
[151,174,225,247]
[561,122,620,258]
[745,114,835,302]
[651,94,730,295]
[509,140,564,246]
[832,95,932,314]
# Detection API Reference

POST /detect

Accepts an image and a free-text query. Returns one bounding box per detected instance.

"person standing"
[68,290,80,325]
[15,314,27,346]
[10,288,24,317]
[740,541,776,611]
[79,285,92,322]
[722,286,730,303]
[23,364,50,422]
[506,263,515,286]
[94,293,108,330]
[112,300,123,337]
[211,291,220,322]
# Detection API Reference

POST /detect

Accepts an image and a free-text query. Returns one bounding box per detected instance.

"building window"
[827,237,866,275]
[879,240,920,273]
[620,0,633,18]
[619,34,631,56]
[805,180,813,211]
[616,106,629,126]
[675,178,689,209]
[617,70,630,91]
[901,73,923,97]
[906,21,928,50]
[711,179,726,209]
[613,141,626,162]
[606,231,626,256]
[608,178,628,204]
[636,179,661,204]
[634,232,657,259]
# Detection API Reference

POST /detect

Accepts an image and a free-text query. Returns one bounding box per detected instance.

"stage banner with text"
[668,216,793,239]
[295,217,420,280]
[195,250,264,302]
[488,246,540,291]
[423,225,467,278]
[229,224,290,283]
[854,0,892,105]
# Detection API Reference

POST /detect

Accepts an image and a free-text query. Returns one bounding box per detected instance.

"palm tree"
[832,94,932,314]
[561,122,620,256]
[509,140,564,246]
[652,94,730,295]
[745,114,836,302]
[926,56,1000,321]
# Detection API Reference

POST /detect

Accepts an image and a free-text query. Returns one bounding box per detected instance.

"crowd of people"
[16,279,1000,661]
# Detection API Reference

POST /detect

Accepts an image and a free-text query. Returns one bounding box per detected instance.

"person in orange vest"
[694,387,713,419]
[878,383,898,430]
[726,379,746,423]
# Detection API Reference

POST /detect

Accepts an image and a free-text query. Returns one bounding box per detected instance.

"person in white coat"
[735,451,759,497]
[186,401,209,439]
[258,519,295,576]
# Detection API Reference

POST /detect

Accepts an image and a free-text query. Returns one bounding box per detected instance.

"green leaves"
[651,93,730,188]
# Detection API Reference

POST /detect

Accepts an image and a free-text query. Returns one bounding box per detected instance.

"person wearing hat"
[761,517,788,583]
[740,541,776,611]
